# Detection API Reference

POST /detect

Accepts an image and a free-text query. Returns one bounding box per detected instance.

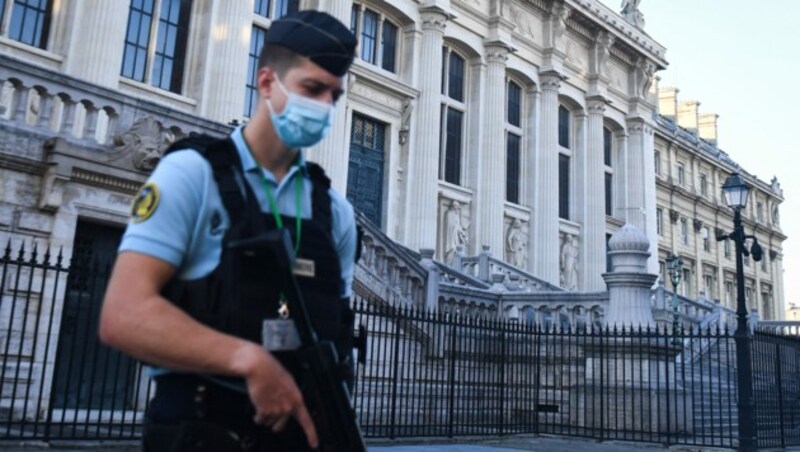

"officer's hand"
[241,345,318,449]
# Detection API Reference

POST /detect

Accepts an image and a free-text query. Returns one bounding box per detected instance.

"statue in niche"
[505,218,527,268]
[560,234,579,291]
[444,200,469,264]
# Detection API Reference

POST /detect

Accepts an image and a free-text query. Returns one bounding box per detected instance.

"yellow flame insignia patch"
[131,182,160,223]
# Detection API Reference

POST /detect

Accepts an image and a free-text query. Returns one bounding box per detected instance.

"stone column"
[475,43,510,255]
[774,252,785,319]
[533,71,564,285]
[582,96,609,291]
[201,0,252,124]
[309,0,354,194]
[404,6,449,253]
[525,87,541,273]
[64,0,129,87]
[625,116,659,275]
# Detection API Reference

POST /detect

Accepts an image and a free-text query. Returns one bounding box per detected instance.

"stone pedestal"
[572,339,693,437]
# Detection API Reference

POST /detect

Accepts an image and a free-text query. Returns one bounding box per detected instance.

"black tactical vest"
[160,135,353,380]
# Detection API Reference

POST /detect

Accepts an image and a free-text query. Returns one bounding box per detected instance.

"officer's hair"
[258,44,304,77]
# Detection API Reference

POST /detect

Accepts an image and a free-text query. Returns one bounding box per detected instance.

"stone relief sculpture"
[497,0,534,38]
[505,218,527,268]
[444,200,469,264]
[399,99,414,145]
[112,116,183,172]
[560,233,579,291]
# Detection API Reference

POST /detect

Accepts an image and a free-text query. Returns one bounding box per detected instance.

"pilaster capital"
[484,42,511,65]
[586,95,610,115]
[539,70,566,92]
[625,116,654,136]
[420,5,452,32]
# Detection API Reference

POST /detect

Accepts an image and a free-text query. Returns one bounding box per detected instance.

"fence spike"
[43,245,52,266]
[30,241,39,264]
[3,238,11,259]
[55,246,65,268]
[16,240,26,261]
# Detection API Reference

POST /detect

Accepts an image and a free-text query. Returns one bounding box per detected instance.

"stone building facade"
[0,0,785,317]
[653,86,786,319]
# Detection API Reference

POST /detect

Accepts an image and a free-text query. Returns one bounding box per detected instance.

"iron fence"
[0,240,151,441]
[752,330,800,448]
[351,283,741,448]
[1,242,799,449]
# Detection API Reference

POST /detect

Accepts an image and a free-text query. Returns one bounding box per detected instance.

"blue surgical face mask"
[266,77,334,149]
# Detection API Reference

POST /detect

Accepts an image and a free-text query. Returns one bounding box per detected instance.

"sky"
[598,0,800,314]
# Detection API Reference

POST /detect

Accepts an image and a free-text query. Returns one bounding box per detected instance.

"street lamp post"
[666,253,683,345]
[718,173,763,451]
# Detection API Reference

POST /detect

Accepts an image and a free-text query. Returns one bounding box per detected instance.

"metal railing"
[1,241,799,449]
[0,240,151,441]
[351,283,745,447]
[752,330,800,448]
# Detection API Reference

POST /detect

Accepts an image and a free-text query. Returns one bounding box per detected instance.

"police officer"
[100,10,358,451]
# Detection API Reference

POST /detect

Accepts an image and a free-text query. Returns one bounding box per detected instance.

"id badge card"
[262,319,301,351]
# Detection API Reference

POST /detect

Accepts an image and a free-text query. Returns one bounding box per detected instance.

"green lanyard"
[256,163,304,257]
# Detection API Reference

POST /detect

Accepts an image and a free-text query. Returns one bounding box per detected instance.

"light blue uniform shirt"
[119,125,357,298]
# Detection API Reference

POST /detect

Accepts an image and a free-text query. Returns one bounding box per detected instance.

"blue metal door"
[347,114,385,228]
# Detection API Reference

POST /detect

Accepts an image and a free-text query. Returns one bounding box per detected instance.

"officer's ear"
[258,66,277,100]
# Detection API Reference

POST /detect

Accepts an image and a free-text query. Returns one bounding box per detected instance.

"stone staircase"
[686,336,738,446]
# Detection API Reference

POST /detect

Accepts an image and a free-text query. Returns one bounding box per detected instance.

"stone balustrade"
[355,211,427,309]
[0,55,229,165]
[650,283,736,330]
[757,321,800,336]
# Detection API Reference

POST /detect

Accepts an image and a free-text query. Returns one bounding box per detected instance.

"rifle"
[231,229,368,451]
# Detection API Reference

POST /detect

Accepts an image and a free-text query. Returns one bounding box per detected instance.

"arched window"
[439,47,466,185]
[121,0,193,94]
[506,80,523,204]
[351,3,400,73]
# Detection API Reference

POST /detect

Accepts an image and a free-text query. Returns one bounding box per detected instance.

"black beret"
[265,10,357,77]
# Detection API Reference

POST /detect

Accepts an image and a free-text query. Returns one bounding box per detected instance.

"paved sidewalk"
[0,434,748,451]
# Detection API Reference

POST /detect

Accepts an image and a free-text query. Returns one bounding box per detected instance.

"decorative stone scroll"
[112,116,184,172]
